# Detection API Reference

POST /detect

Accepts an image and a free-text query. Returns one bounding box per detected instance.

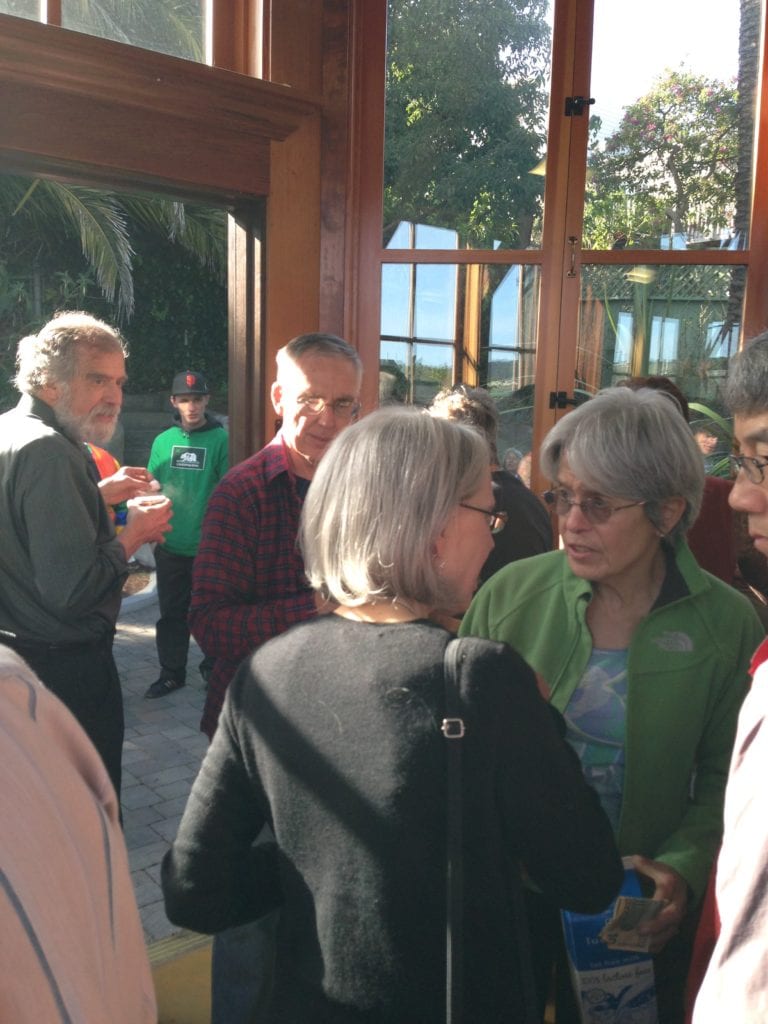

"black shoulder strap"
[442,637,466,1024]
[442,637,539,1024]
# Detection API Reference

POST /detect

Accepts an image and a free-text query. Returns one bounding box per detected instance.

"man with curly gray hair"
[0,310,172,798]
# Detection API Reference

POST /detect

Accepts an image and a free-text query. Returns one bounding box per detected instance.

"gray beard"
[54,397,118,445]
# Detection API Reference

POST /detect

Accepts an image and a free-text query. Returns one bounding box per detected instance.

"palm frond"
[39,180,135,318]
[0,175,135,317]
[122,195,226,279]
[688,401,733,438]
[0,175,225,321]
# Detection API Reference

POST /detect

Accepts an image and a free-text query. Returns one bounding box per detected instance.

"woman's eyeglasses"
[459,503,508,535]
[542,488,645,525]
[729,453,768,485]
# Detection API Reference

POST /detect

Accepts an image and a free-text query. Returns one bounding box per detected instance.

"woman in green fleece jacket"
[461,387,764,1024]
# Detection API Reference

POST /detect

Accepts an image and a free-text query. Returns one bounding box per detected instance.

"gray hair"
[428,384,499,463]
[300,406,489,608]
[725,331,768,416]
[276,332,362,377]
[540,387,704,541]
[14,311,127,395]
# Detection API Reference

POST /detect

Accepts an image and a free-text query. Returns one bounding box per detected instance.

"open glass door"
[380,0,764,489]
[550,0,761,478]
[381,0,554,487]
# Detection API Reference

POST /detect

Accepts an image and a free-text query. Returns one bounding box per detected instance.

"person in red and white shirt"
[693,331,768,1023]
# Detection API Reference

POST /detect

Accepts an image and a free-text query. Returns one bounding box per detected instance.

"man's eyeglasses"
[459,502,508,535]
[297,395,360,419]
[730,453,768,485]
[542,488,645,525]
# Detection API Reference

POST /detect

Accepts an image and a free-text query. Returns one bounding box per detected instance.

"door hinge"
[549,391,580,410]
[565,96,595,117]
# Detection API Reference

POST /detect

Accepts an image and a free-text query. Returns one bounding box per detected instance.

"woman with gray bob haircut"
[301,405,491,614]
[540,386,704,541]
[462,386,764,1023]
[162,405,622,1024]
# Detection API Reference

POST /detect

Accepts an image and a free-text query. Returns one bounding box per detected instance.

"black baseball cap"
[171,370,209,396]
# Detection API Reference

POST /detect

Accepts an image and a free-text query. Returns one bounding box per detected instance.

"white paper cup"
[128,494,170,510]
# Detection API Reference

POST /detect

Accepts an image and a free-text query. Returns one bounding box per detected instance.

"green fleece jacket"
[461,542,764,901]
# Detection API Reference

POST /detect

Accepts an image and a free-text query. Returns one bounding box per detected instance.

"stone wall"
[107,391,228,468]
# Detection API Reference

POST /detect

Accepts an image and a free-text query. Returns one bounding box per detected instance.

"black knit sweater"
[162,616,621,1023]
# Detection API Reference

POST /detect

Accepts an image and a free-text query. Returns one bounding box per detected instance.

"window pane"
[380,260,540,485]
[379,339,453,407]
[414,265,457,342]
[384,0,553,250]
[584,0,757,251]
[484,265,540,486]
[576,264,743,442]
[60,0,206,62]
[0,0,39,18]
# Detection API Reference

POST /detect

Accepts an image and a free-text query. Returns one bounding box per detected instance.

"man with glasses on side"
[188,332,363,1024]
[428,384,553,584]
[693,332,768,1023]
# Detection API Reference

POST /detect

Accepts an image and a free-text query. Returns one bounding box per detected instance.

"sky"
[588,0,741,140]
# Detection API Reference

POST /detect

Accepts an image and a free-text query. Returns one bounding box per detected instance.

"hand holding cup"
[126,493,173,545]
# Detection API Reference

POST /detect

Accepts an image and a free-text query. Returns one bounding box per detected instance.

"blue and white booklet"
[561,860,664,1024]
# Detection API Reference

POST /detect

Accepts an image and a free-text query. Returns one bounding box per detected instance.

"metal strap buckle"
[441,717,466,739]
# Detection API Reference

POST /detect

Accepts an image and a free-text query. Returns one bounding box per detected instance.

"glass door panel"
[568,0,762,485]
[584,0,755,252]
[383,0,554,250]
[380,257,541,485]
[577,262,744,457]
[379,0,765,491]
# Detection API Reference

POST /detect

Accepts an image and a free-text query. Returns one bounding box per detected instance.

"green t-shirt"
[147,418,228,556]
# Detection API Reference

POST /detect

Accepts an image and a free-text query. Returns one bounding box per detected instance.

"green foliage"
[0,175,227,412]
[384,0,550,248]
[0,219,115,411]
[0,176,130,303]
[689,400,732,438]
[584,70,739,249]
[124,223,227,394]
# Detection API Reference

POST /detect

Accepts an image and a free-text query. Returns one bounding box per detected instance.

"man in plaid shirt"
[188,331,362,1024]
[190,332,363,739]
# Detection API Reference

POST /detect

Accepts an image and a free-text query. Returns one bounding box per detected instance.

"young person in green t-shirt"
[144,370,228,698]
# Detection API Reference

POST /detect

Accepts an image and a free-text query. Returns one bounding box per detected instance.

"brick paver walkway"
[114,583,208,943]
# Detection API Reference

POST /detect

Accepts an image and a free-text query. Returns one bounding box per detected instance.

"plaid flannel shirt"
[190,434,315,738]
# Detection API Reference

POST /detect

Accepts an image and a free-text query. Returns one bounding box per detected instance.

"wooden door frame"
[0,10,318,462]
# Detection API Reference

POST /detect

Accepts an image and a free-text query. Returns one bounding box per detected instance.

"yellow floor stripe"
[148,929,212,967]
[149,932,212,1024]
